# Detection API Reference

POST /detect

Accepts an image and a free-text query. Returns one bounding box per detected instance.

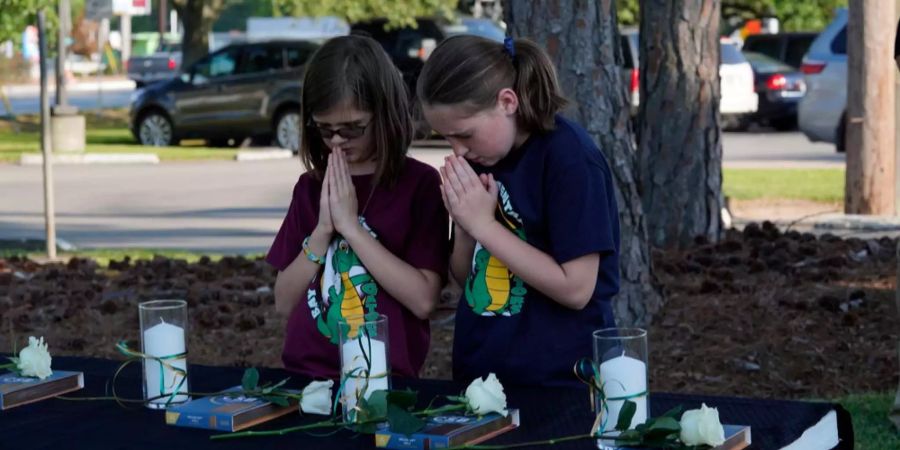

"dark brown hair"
[300,34,412,186]
[416,35,567,132]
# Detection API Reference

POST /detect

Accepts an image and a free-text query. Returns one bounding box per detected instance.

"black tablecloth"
[1,357,853,450]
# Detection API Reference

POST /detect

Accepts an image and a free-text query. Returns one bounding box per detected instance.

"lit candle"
[598,353,648,430]
[143,319,189,407]
[340,335,388,414]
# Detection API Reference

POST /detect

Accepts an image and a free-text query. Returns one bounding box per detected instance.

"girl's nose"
[451,143,469,157]
[328,133,348,147]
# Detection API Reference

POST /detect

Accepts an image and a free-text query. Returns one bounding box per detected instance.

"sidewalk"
[731,199,900,239]
[1,77,135,96]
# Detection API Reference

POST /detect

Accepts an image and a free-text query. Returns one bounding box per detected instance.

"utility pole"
[38,10,57,260]
[159,0,168,41]
[846,0,896,215]
[55,0,70,108]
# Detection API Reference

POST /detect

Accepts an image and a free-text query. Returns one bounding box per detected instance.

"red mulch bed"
[1,222,896,400]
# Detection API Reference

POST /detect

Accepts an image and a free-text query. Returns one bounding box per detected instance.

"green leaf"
[615,400,637,431]
[643,417,681,441]
[387,389,418,410]
[660,405,684,419]
[241,368,259,391]
[360,390,389,421]
[647,417,680,433]
[263,395,290,407]
[386,403,426,435]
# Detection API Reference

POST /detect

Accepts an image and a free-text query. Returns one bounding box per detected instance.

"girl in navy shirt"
[417,35,621,386]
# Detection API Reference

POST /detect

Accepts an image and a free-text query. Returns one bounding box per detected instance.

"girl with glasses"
[267,35,448,381]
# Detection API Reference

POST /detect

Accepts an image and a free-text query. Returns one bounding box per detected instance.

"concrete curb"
[811,213,900,231]
[3,80,136,96]
[20,153,160,165]
[234,149,293,162]
[723,160,845,169]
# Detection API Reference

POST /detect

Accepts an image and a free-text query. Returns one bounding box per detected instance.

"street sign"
[113,0,151,16]
[85,0,113,21]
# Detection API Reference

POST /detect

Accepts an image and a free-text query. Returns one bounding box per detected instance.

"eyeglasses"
[312,120,372,140]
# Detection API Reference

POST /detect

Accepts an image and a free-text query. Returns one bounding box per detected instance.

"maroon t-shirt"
[266,157,448,379]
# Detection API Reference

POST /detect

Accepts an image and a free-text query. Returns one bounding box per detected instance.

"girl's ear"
[496,88,519,116]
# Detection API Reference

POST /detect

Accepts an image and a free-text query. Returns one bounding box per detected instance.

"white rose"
[300,380,334,415]
[464,373,508,417]
[16,336,53,380]
[679,403,725,446]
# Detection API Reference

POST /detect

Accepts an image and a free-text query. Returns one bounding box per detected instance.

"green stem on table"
[210,419,341,440]
[445,433,595,449]
[58,390,230,404]
[210,403,469,441]
[415,403,467,416]
[0,362,16,371]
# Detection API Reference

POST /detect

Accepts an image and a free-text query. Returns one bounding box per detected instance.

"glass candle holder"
[593,327,649,449]
[338,314,390,423]
[139,299,190,409]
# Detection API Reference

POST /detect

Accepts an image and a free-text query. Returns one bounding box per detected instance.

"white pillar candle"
[340,335,388,414]
[598,353,648,430]
[143,319,189,407]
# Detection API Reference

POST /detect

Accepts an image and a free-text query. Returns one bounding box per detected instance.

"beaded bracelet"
[302,236,326,265]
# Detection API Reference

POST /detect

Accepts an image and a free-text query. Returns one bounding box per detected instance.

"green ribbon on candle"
[115,340,188,408]
[574,358,648,437]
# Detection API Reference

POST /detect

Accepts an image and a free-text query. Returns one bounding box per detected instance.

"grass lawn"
[0,241,253,267]
[0,109,238,162]
[723,168,845,203]
[837,392,900,450]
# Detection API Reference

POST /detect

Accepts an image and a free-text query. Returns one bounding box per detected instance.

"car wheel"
[137,111,175,147]
[275,110,301,153]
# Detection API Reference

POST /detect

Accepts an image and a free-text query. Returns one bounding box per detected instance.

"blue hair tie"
[503,36,516,59]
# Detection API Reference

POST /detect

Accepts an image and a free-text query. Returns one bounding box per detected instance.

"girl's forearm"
[342,226,441,320]
[273,227,331,315]
[449,224,476,286]
[470,221,598,310]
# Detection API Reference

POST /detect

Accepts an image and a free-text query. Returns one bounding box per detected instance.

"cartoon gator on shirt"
[307,218,380,343]
[465,182,528,316]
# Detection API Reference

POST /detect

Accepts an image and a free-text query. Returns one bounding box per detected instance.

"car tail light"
[124,59,129,71]
[800,61,826,74]
[766,74,787,90]
[630,68,639,93]
[167,58,176,70]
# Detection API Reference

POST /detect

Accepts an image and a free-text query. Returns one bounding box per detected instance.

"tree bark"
[846,0,896,215]
[171,0,225,68]
[638,0,723,248]
[504,0,663,327]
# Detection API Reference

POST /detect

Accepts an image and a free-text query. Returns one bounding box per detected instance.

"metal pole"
[56,0,70,107]
[38,10,57,260]
[159,0,168,40]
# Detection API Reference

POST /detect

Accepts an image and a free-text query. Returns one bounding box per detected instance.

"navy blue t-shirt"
[452,115,620,387]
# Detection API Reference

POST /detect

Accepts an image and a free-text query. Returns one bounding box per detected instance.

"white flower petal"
[300,380,334,415]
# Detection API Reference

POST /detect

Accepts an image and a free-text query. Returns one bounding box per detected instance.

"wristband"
[302,236,326,265]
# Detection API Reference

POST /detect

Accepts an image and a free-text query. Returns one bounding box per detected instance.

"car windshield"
[743,51,794,73]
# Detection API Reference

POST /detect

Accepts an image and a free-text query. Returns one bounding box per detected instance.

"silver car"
[798,8,847,152]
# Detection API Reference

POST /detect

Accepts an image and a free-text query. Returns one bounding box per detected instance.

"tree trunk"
[638,0,723,248]
[171,0,225,68]
[846,0,896,215]
[504,0,663,327]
